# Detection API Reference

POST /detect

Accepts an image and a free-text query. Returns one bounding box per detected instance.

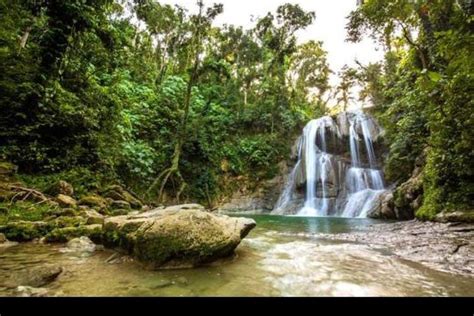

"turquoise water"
[0,215,472,296]
[246,214,387,234]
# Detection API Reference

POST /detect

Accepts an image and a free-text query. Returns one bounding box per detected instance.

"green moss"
[0,162,17,175]
[18,168,114,198]
[102,223,137,252]
[44,224,103,243]
[0,221,51,241]
[0,201,55,225]
[49,216,86,228]
[78,194,108,210]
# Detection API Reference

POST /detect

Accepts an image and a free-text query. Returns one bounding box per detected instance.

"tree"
[147,1,223,202]
[346,0,474,218]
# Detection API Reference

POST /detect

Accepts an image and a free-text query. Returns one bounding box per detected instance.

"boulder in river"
[1,265,63,288]
[103,204,256,269]
[64,236,96,252]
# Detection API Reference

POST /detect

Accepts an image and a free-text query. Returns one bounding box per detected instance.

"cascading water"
[273,111,387,218]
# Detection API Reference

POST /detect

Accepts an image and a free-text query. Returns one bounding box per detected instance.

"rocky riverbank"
[0,162,256,270]
[315,219,474,276]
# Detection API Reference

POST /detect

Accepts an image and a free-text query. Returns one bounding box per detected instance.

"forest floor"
[315,220,474,276]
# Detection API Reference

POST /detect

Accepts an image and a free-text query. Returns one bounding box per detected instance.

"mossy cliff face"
[103,204,256,269]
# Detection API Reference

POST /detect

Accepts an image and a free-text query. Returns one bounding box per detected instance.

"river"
[0,215,472,296]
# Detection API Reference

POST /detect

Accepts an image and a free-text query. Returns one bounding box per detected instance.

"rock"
[434,211,474,223]
[367,191,397,219]
[15,286,49,297]
[105,252,122,263]
[103,205,256,269]
[65,236,96,252]
[0,221,50,242]
[388,152,425,220]
[45,180,74,197]
[290,136,302,161]
[111,208,131,216]
[271,198,304,215]
[314,220,474,276]
[102,185,143,210]
[110,200,131,210]
[1,265,63,288]
[157,203,204,212]
[0,187,16,202]
[219,171,286,213]
[393,170,423,220]
[44,224,102,243]
[0,232,6,243]
[47,208,77,217]
[79,194,108,211]
[0,162,18,176]
[150,279,174,289]
[82,209,105,225]
[49,216,86,228]
[56,194,77,207]
[174,276,189,285]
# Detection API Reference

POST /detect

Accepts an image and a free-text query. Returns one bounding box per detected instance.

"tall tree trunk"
[147,2,205,202]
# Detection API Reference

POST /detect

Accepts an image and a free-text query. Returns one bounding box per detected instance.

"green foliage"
[347,0,474,219]
[0,1,329,205]
[0,201,53,225]
[19,167,113,197]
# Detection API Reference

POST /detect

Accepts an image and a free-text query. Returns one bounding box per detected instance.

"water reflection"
[249,214,381,235]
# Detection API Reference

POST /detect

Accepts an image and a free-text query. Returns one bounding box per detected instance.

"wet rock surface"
[315,220,474,275]
[103,204,256,269]
[64,236,96,253]
[0,265,63,288]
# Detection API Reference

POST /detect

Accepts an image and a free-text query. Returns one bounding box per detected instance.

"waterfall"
[273,111,387,218]
[274,160,300,211]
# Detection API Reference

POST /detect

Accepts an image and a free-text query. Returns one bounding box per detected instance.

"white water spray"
[273,111,386,218]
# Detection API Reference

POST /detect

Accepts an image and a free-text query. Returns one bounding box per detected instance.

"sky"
[158,0,384,88]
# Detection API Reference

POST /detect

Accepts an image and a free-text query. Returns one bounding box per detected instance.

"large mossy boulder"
[103,204,256,269]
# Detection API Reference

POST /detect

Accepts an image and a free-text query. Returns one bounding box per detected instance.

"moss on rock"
[102,185,142,210]
[0,221,51,241]
[78,194,108,211]
[103,206,256,269]
[44,224,103,243]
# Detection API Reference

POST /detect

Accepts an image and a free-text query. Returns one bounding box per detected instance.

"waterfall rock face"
[273,111,388,218]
